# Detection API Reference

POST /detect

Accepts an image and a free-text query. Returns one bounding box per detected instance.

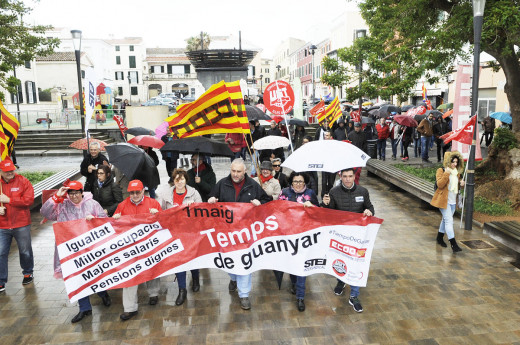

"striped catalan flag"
[166,81,250,138]
[317,97,340,125]
[0,99,20,160]
[327,97,343,127]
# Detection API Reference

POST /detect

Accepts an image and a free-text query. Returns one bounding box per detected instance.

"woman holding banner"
[277,171,319,312]
[40,181,112,323]
[157,168,202,306]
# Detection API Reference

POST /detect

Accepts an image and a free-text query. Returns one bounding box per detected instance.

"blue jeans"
[78,291,108,312]
[421,136,431,161]
[390,139,398,158]
[0,225,34,285]
[414,138,421,157]
[377,139,386,159]
[176,269,199,289]
[228,273,252,298]
[429,135,435,149]
[290,274,306,299]
[439,203,456,240]
[336,279,360,297]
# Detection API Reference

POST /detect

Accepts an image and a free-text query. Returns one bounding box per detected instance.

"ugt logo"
[332,259,347,277]
[269,87,290,109]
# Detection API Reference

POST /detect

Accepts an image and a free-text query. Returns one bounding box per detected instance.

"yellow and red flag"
[422,82,427,101]
[317,97,341,126]
[328,98,343,127]
[166,81,250,138]
[0,99,20,160]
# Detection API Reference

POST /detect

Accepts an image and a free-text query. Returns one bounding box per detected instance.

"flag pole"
[275,80,294,153]
[459,160,469,228]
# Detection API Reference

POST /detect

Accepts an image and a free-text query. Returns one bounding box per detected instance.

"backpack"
[433,167,445,191]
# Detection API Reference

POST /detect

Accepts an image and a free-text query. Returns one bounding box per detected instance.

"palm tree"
[185,32,211,52]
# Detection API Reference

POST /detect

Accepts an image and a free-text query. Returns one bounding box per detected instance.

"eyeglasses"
[272,165,281,167]
[292,181,305,185]
[129,191,142,195]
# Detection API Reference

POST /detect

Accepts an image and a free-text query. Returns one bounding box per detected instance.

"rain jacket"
[0,174,34,229]
[114,195,162,216]
[209,174,271,204]
[430,151,464,209]
[187,163,216,202]
[348,130,368,153]
[156,184,202,210]
[91,176,124,216]
[376,123,390,140]
[278,186,319,206]
[321,183,375,215]
[225,133,246,153]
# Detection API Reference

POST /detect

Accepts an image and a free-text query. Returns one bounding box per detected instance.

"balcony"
[145,73,197,81]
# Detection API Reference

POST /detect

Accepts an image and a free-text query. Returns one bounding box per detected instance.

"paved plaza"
[1,157,519,344]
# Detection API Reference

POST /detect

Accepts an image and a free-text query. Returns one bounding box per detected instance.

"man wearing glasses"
[113,180,162,321]
[271,158,288,189]
[0,158,35,293]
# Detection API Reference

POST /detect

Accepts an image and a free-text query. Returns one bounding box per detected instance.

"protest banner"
[54,201,383,302]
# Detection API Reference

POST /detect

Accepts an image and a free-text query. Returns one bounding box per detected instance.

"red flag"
[350,110,361,123]
[309,100,326,116]
[443,115,476,145]
[113,115,128,139]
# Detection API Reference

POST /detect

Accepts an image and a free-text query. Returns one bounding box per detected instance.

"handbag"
[457,192,464,209]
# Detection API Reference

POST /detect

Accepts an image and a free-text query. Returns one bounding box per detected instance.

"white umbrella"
[252,135,291,150]
[282,140,371,173]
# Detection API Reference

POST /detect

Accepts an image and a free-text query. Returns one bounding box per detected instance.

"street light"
[465,0,486,230]
[309,44,317,104]
[71,29,85,133]
[355,29,367,116]
[259,74,263,94]
[276,65,281,79]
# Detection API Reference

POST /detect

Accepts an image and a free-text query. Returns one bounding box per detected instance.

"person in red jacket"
[0,158,35,292]
[113,179,162,321]
[224,133,246,162]
[375,118,390,161]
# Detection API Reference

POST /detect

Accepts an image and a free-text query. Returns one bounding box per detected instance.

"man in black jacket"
[187,153,216,202]
[80,142,109,192]
[208,158,270,310]
[348,122,368,153]
[322,168,374,313]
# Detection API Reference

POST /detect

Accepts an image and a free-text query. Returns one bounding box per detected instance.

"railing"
[145,73,197,80]
[12,109,120,131]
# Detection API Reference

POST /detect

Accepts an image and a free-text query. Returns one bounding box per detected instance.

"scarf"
[448,168,459,193]
[259,174,274,183]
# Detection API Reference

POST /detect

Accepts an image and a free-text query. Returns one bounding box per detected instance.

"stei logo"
[304,258,327,268]
[308,164,323,169]
[332,259,347,277]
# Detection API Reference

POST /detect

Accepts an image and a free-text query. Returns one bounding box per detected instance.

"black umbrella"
[414,114,427,122]
[425,110,443,118]
[379,104,402,116]
[273,270,284,289]
[245,105,271,121]
[401,104,415,112]
[288,118,309,127]
[160,136,234,157]
[368,108,382,118]
[366,105,381,112]
[106,143,160,189]
[126,127,154,136]
[361,116,375,124]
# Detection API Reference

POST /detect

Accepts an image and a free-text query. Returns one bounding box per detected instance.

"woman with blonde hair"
[430,151,465,252]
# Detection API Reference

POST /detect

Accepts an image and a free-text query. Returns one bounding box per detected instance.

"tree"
[322,0,520,132]
[185,32,211,52]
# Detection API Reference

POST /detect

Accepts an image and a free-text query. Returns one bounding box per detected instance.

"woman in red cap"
[40,180,111,323]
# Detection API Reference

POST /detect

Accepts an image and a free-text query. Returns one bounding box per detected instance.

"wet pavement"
[1,152,519,345]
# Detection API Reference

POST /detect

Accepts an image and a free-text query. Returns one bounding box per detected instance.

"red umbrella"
[271,115,285,123]
[128,135,165,149]
[69,138,108,150]
[393,115,418,127]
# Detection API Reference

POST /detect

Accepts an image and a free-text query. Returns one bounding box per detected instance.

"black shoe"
[436,232,447,247]
[175,288,187,305]
[228,280,237,292]
[290,283,296,295]
[149,296,158,305]
[192,277,200,292]
[22,274,33,285]
[297,298,305,312]
[101,293,111,307]
[349,296,363,313]
[334,281,345,296]
[71,310,92,323]
[240,297,251,310]
[120,311,138,321]
[450,238,462,253]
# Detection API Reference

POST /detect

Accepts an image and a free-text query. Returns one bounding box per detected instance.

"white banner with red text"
[53,201,383,302]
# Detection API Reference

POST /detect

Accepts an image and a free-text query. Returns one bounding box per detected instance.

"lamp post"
[276,65,281,79]
[355,29,367,116]
[259,74,263,94]
[465,0,486,230]
[309,45,317,104]
[71,29,85,133]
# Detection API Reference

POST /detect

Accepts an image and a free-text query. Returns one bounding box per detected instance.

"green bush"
[492,127,518,150]
[393,163,443,181]
[474,196,513,216]
[19,171,56,185]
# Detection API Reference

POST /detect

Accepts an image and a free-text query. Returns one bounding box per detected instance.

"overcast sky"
[24,0,360,57]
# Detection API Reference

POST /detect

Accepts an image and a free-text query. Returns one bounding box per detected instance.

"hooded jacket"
[0,174,34,229]
[40,192,106,222]
[430,151,464,209]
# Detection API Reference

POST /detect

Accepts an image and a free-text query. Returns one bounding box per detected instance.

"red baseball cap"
[67,181,83,190]
[0,158,16,172]
[127,180,144,192]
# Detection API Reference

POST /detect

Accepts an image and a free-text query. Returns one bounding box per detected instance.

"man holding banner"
[322,168,374,313]
[113,180,162,321]
[208,158,270,310]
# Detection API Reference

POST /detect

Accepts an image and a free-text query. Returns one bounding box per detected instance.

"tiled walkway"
[1,165,519,344]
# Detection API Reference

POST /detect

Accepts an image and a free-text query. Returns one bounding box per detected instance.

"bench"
[31,169,82,209]
[483,221,520,263]
[366,159,435,203]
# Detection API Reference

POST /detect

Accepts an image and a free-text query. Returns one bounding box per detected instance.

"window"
[115,71,124,80]
[24,61,31,69]
[478,99,496,122]
[129,71,139,84]
[10,86,23,104]
[129,45,134,51]
[131,86,138,96]
[81,70,85,78]
[25,81,37,103]
[118,87,123,96]
[115,46,120,51]
[151,66,164,74]
[116,56,121,65]
[265,77,270,83]
[265,68,269,73]
[129,56,136,68]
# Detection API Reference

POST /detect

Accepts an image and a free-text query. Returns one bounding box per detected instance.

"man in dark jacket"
[208,158,270,310]
[272,158,288,189]
[417,114,434,163]
[187,153,216,202]
[322,168,374,313]
[432,117,449,163]
[80,142,109,192]
[314,119,329,141]
[348,122,367,153]
[481,116,495,147]
[333,119,348,140]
